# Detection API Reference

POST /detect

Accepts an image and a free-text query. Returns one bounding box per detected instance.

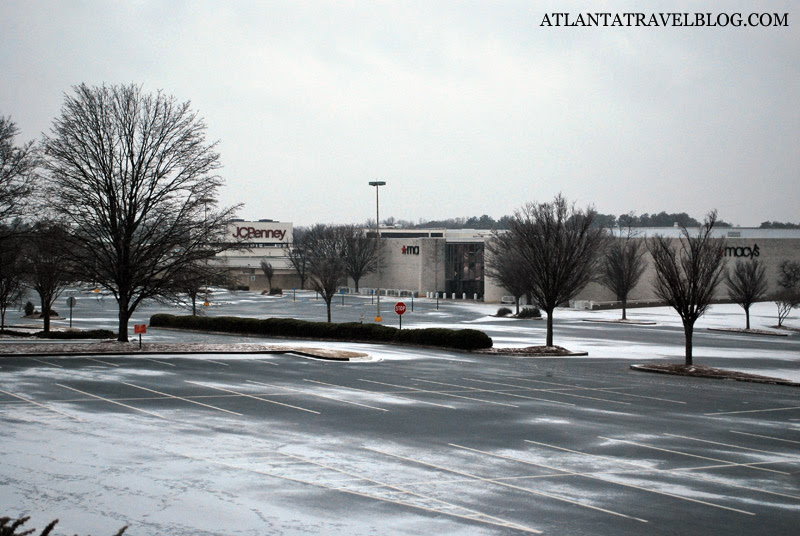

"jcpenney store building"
[218,221,800,306]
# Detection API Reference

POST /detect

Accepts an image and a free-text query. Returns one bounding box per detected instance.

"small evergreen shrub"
[150,314,493,350]
[36,329,116,340]
[517,307,542,318]
[496,307,512,317]
[24,301,35,316]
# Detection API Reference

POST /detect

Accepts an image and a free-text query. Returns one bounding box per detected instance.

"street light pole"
[368,181,386,322]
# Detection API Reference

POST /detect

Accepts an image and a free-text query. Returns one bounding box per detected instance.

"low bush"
[36,329,116,340]
[517,307,542,318]
[0,515,127,535]
[24,301,35,316]
[496,307,512,317]
[150,314,493,350]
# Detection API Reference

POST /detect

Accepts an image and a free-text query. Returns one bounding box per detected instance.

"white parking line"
[84,357,120,367]
[121,382,242,416]
[359,379,519,408]
[455,442,755,517]
[525,439,800,504]
[414,378,576,406]
[598,436,790,475]
[173,450,541,534]
[56,383,166,419]
[665,433,800,458]
[376,445,648,523]
[186,381,320,414]
[705,406,800,416]
[247,380,388,412]
[730,430,800,445]
[142,357,176,367]
[457,378,576,406]
[303,379,455,409]
[25,357,62,368]
[509,378,633,405]
[0,387,83,422]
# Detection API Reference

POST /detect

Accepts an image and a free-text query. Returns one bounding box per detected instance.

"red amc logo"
[233,227,287,240]
[401,245,420,255]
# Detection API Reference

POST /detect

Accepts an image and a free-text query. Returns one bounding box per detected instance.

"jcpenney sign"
[233,226,287,241]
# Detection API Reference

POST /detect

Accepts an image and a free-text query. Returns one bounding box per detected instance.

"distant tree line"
[374,211,741,230]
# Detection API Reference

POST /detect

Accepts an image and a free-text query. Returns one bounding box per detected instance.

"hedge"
[149,314,493,350]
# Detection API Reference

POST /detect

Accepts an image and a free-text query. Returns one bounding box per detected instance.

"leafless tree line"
[487,200,797,366]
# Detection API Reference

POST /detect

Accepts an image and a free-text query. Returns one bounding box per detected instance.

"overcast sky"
[1,1,797,227]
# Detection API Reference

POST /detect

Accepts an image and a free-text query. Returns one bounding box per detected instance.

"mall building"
[217,220,800,307]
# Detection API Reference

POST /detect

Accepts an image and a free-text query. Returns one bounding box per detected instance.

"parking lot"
[1,290,799,534]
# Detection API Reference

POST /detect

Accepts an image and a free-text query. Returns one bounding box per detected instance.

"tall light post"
[199,197,215,307]
[368,181,386,321]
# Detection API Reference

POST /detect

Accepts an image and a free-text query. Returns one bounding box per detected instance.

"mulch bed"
[630,363,799,387]
[707,327,789,337]
[476,345,588,357]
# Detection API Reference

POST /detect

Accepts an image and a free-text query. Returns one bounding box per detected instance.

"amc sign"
[401,245,420,255]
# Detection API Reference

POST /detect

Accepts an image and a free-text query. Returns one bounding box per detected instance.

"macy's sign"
[233,226,287,241]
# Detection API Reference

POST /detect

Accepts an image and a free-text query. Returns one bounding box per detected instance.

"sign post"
[134,324,147,349]
[395,301,406,329]
[66,296,77,328]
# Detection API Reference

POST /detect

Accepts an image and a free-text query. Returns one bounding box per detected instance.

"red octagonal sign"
[395,302,406,315]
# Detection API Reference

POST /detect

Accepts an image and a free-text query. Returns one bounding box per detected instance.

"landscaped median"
[149,314,494,351]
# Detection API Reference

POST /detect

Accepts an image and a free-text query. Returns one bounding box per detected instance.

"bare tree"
[341,224,377,292]
[775,260,800,327]
[726,259,768,329]
[168,259,229,315]
[22,223,73,333]
[485,231,529,314]
[305,224,347,322]
[647,211,725,365]
[597,225,647,320]
[260,260,275,291]
[0,235,25,330]
[507,195,607,346]
[287,226,310,289]
[0,116,37,235]
[41,83,239,342]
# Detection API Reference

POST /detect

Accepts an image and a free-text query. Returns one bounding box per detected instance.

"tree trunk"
[683,322,693,366]
[515,297,520,315]
[621,298,627,321]
[118,300,130,342]
[41,299,51,333]
[545,308,554,347]
[325,298,332,322]
[744,307,751,330]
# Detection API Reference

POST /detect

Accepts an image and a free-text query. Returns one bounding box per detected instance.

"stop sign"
[395,302,406,315]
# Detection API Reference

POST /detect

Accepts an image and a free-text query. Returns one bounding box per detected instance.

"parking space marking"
[121,382,243,416]
[665,433,800,458]
[0,387,83,422]
[203,359,230,367]
[359,379,519,407]
[705,406,800,416]
[249,358,278,366]
[413,378,576,406]
[56,384,167,419]
[387,445,649,522]
[730,430,800,445]
[598,436,790,475]
[25,357,62,368]
[592,387,687,404]
[186,381,320,414]
[303,379,455,409]
[84,357,120,367]
[509,378,634,405]
[526,439,800,503]
[466,377,630,405]
[452,442,756,517]
[247,380,389,412]
[173,450,542,534]
[141,357,176,367]
[458,378,576,406]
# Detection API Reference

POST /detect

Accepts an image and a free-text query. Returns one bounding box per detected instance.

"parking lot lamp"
[368,181,386,321]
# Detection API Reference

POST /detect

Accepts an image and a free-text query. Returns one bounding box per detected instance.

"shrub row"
[36,329,116,340]
[149,314,493,350]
